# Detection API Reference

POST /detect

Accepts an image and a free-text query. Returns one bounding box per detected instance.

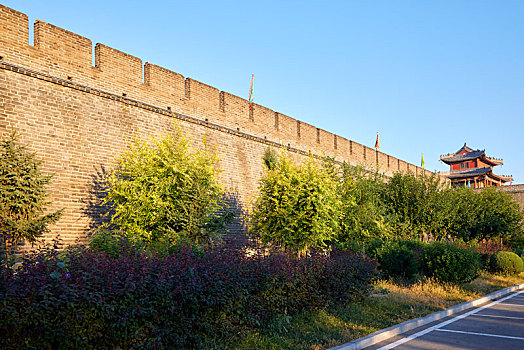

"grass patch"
[221,272,524,349]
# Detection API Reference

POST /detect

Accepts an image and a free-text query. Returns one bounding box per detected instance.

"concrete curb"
[329,281,524,350]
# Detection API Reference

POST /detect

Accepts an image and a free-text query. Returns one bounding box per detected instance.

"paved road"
[366,289,524,350]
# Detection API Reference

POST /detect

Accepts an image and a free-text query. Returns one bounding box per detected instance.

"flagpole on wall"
[375,132,379,171]
[248,74,254,110]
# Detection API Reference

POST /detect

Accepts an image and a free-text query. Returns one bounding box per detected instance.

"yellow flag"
[421,153,425,168]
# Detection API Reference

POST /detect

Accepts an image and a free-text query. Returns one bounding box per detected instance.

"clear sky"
[4,0,524,182]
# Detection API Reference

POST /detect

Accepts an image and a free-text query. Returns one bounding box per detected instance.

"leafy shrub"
[251,249,378,323]
[336,239,367,254]
[250,152,341,253]
[456,239,513,256]
[513,248,524,260]
[104,128,231,246]
[420,242,481,284]
[377,175,522,245]
[88,229,134,258]
[363,239,387,260]
[0,243,253,349]
[378,244,418,279]
[0,240,377,349]
[474,189,523,242]
[455,239,513,270]
[337,165,392,243]
[488,251,524,276]
[380,173,445,240]
[0,131,61,266]
[442,189,523,243]
[365,239,425,280]
[399,239,427,253]
[508,230,524,251]
[321,250,379,304]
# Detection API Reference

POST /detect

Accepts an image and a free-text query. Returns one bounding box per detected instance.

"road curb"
[329,281,524,350]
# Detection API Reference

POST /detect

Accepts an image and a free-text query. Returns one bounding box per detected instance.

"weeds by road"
[225,272,524,350]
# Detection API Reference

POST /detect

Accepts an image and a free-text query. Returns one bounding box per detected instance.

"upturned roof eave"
[440,150,503,166]
[441,168,513,183]
[442,167,491,179]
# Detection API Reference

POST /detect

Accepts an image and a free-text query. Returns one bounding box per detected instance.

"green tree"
[475,189,523,242]
[337,164,392,243]
[250,151,341,254]
[438,188,479,241]
[445,188,523,243]
[426,188,460,241]
[0,132,61,266]
[104,128,229,246]
[381,172,444,239]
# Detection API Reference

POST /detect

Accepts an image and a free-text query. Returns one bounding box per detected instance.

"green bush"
[378,244,418,280]
[455,240,513,270]
[363,239,387,260]
[249,151,341,253]
[475,190,523,242]
[88,229,146,258]
[337,164,392,243]
[442,189,523,244]
[508,231,524,251]
[104,128,231,246]
[377,175,523,245]
[488,251,524,276]
[420,242,481,284]
[380,173,445,240]
[365,239,425,280]
[513,248,524,260]
[399,239,427,253]
[0,131,61,266]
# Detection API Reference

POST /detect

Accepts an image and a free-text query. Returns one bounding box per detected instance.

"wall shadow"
[220,190,250,237]
[82,165,115,237]
[81,166,251,244]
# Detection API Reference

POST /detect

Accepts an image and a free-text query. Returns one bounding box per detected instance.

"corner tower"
[439,143,513,188]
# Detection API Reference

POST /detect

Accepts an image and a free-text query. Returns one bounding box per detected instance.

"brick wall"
[0,5,447,245]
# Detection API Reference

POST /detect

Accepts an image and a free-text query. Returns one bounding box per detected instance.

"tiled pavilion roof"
[440,143,503,166]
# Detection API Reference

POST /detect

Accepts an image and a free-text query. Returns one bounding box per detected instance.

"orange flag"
[375,132,379,150]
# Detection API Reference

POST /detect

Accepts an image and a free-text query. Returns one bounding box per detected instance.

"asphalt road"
[366,289,524,350]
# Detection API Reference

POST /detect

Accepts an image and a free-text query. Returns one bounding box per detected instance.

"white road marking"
[498,303,524,307]
[377,290,524,349]
[474,314,524,320]
[435,328,524,340]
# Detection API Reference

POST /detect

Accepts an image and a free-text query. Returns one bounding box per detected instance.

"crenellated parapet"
[0,4,441,179]
[0,3,445,183]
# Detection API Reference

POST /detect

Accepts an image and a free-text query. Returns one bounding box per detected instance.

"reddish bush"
[456,239,512,256]
[0,241,377,349]
[455,239,513,270]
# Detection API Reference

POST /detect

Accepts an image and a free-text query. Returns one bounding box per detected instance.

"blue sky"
[4,0,524,182]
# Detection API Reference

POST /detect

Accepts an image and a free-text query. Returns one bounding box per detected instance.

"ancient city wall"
[0,5,443,245]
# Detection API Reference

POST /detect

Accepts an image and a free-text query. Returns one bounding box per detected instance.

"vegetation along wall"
[0,4,442,245]
[478,185,524,211]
